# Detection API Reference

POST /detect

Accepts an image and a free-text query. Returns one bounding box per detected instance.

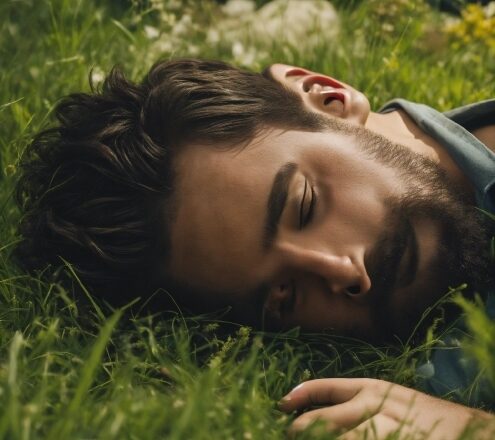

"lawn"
[1,0,494,438]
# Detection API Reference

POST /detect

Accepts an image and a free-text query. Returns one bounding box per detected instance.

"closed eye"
[299,179,316,229]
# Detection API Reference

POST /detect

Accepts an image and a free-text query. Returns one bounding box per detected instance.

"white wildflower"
[150,0,164,11]
[443,15,460,32]
[222,0,256,17]
[484,1,495,18]
[213,0,339,54]
[159,11,176,27]
[90,66,105,87]
[253,0,339,48]
[172,14,192,36]
[232,41,257,67]
[173,398,185,408]
[207,28,220,44]
[144,25,160,39]
[187,44,200,56]
[232,41,245,58]
[382,22,394,32]
[152,38,174,54]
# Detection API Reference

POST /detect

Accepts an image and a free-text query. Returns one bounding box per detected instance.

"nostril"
[346,285,361,296]
[302,82,310,92]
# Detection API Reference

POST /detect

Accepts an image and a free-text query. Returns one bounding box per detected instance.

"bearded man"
[15,59,495,438]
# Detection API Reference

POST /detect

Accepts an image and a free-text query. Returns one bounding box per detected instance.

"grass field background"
[1,0,495,438]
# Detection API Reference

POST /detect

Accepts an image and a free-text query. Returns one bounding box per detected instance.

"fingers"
[280,379,495,440]
[281,378,404,438]
[338,413,400,440]
[289,398,381,433]
[279,378,368,412]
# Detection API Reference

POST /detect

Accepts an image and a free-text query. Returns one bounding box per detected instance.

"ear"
[267,64,370,126]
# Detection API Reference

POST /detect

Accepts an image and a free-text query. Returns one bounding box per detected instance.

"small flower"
[222,0,255,17]
[173,398,185,408]
[90,66,105,87]
[144,25,160,39]
[172,14,192,37]
[207,28,220,44]
[485,1,495,18]
[232,41,245,58]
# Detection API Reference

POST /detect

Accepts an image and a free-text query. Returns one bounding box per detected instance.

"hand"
[278,378,494,439]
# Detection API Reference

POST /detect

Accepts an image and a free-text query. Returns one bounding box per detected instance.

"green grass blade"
[47,310,122,438]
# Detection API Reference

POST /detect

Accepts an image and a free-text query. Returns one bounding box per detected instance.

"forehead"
[168,129,286,292]
[167,128,351,294]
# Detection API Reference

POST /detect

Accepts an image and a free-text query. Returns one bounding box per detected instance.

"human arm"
[278,378,494,439]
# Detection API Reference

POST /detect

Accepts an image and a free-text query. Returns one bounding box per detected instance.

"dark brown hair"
[15,58,324,305]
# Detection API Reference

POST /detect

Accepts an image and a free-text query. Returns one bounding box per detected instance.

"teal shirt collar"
[379,99,495,213]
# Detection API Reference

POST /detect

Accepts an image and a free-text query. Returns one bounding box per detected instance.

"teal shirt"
[379,99,495,408]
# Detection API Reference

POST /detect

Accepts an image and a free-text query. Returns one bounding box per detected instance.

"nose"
[285,246,372,298]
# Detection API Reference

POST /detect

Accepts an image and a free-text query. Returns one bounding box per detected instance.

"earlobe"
[301,74,370,126]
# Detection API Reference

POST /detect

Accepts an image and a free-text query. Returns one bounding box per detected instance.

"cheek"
[316,174,387,245]
[311,142,402,198]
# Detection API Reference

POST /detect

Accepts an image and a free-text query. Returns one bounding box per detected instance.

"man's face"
[166,64,490,341]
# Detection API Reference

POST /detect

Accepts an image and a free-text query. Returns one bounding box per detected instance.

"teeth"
[321,85,335,91]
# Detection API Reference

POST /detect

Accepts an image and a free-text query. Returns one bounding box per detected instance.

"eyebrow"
[262,162,298,250]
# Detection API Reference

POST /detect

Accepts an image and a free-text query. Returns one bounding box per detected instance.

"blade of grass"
[47,309,122,438]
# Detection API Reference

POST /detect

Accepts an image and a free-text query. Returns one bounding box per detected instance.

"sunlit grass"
[0,0,494,438]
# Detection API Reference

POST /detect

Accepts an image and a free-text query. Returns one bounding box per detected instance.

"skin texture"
[279,378,495,439]
[169,64,491,339]
[166,63,495,438]
[265,65,494,440]
[267,63,476,195]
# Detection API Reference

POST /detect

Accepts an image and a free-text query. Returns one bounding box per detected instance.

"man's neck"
[365,110,476,200]
[471,124,495,153]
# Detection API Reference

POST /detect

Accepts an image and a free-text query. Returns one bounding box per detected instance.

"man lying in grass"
[15,58,495,438]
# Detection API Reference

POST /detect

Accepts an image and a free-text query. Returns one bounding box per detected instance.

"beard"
[318,116,495,342]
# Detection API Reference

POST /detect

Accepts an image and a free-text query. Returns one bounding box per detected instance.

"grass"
[1,0,494,438]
